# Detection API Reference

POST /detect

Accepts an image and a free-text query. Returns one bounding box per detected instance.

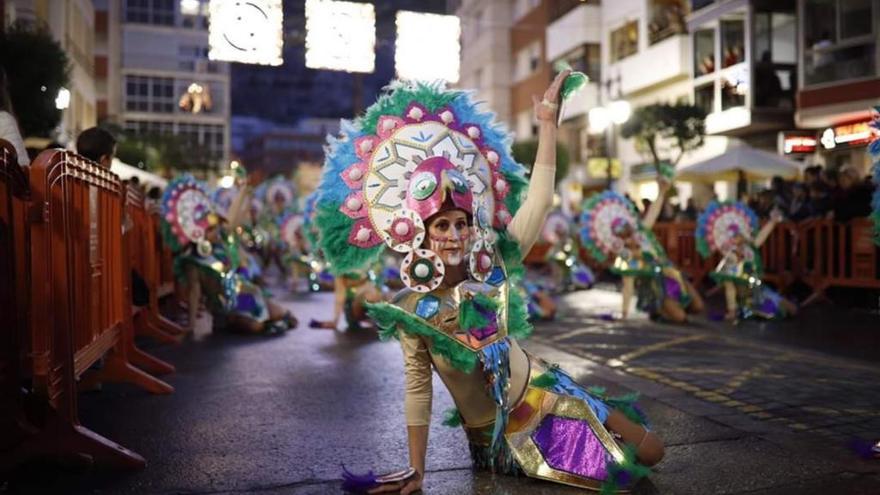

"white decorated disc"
[363,121,494,237]
[399,248,445,293]
[176,188,212,242]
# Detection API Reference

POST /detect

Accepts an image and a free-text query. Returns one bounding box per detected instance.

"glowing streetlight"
[218,175,236,188]
[588,106,610,133]
[609,100,632,124]
[55,88,70,110]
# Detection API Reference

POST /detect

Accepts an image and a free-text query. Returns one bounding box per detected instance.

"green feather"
[315,206,382,274]
[360,81,457,134]
[441,408,463,427]
[599,443,652,495]
[507,288,533,340]
[366,302,478,373]
[459,298,490,331]
[529,371,559,388]
[561,72,589,101]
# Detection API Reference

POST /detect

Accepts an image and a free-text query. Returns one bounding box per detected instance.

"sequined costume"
[580,191,694,317]
[315,82,657,492]
[697,201,787,320]
[161,175,292,333]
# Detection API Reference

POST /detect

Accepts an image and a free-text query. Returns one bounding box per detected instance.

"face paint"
[427,210,470,267]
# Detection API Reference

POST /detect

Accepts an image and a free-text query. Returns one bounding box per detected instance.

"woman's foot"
[309,319,336,330]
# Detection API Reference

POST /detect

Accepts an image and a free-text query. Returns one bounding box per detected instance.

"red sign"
[821,119,879,150]
[779,132,817,155]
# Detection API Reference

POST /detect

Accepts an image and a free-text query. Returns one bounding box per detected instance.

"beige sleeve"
[506,163,556,258]
[400,330,433,426]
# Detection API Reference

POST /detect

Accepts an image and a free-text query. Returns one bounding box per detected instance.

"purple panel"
[531,414,610,480]
[663,275,682,301]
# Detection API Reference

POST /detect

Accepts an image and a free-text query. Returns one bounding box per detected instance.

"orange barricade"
[126,186,185,345]
[652,222,716,287]
[798,217,880,305]
[0,140,34,461]
[125,185,180,369]
[17,149,177,468]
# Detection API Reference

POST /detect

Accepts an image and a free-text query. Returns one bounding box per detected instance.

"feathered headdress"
[578,191,664,263]
[695,201,759,258]
[160,174,216,252]
[314,80,530,291]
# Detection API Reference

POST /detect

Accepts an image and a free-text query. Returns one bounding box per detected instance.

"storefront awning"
[676,140,806,182]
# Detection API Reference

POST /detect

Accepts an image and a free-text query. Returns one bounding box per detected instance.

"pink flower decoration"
[342,162,367,189]
[404,103,429,123]
[340,191,367,219]
[347,218,383,248]
[387,217,415,243]
[492,173,510,200]
[354,135,379,160]
[494,205,512,229]
[377,116,405,139]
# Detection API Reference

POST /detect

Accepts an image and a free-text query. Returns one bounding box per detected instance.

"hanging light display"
[208,0,283,66]
[304,0,376,73]
[395,11,460,83]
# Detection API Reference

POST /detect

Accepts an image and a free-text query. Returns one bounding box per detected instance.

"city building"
[97,0,231,172]
[5,0,97,143]
[236,117,338,177]
[510,0,552,141]
[455,0,514,124]
[792,0,880,175]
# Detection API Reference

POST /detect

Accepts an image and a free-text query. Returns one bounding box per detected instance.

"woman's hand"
[532,70,571,123]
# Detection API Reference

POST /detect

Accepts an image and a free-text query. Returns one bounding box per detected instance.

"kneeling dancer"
[315,72,664,493]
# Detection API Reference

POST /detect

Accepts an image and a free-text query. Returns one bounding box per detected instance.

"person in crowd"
[697,204,797,321]
[807,183,832,218]
[829,166,873,222]
[679,197,698,221]
[318,73,663,494]
[76,127,117,168]
[0,68,29,166]
[804,165,822,188]
[769,175,789,211]
[787,183,810,221]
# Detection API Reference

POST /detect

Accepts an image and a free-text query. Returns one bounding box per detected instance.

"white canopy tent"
[110,158,168,189]
[676,140,806,182]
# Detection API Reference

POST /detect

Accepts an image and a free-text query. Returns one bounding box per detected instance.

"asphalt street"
[5,287,880,494]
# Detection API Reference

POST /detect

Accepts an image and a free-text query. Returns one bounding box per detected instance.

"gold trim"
[502,360,628,492]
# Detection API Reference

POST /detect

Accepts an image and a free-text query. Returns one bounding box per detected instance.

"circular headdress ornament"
[212,185,238,218]
[256,176,296,210]
[696,201,759,258]
[542,211,571,245]
[400,249,445,293]
[161,174,215,251]
[279,211,307,253]
[314,80,530,291]
[578,191,661,263]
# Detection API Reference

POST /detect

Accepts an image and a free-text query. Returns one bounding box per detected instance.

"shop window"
[803,0,877,86]
[610,21,639,63]
[840,0,873,39]
[648,0,688,45]
[693,29,715,76]
[555,44,601,83]
[720,20,744,68]
[694,83,714,115]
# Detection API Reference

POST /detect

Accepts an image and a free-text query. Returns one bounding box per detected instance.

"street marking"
[615,334,707,363]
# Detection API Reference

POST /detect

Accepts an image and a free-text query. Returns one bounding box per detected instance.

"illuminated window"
[610,21,639,63]
[125,0,174,26]
[803,0,877,86]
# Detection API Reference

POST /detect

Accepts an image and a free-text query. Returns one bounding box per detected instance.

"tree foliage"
[0,21,70,137]
[620,103,706,173]
[511,140,570,185]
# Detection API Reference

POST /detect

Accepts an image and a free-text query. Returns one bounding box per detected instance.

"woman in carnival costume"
[161,175,298,334]
[580,178,704,322]
[315,72,664,494]
[301,191,385,331]
[696,202,797,321]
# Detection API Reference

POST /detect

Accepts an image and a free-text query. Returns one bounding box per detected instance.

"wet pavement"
[5,287,880,494]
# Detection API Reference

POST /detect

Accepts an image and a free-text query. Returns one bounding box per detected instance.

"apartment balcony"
[546,3,601,63]
[612,34,690,95]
